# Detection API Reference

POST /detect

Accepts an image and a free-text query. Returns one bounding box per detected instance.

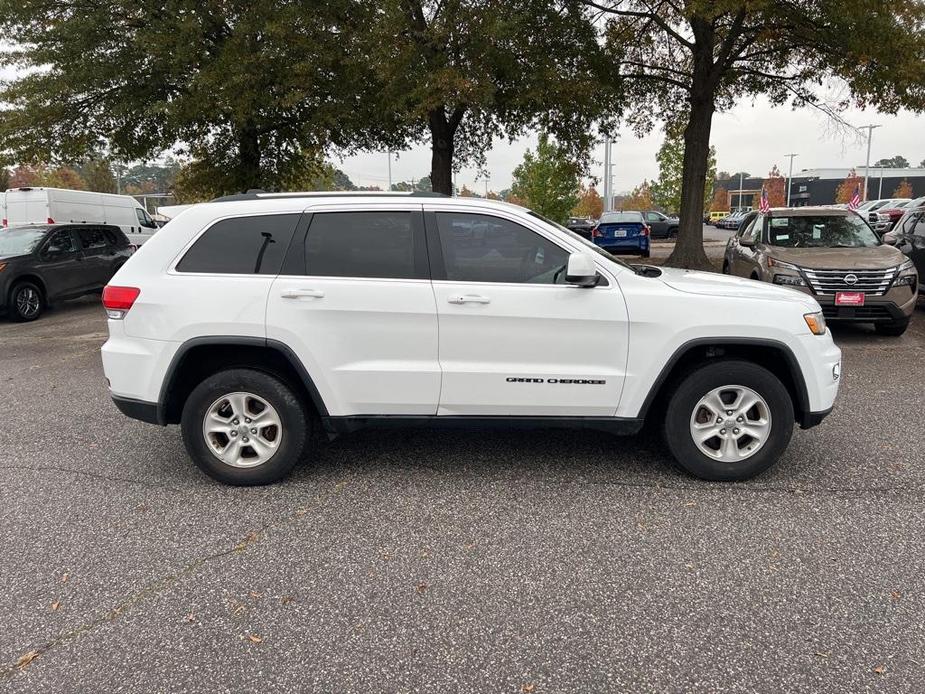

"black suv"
[0,224,133,321]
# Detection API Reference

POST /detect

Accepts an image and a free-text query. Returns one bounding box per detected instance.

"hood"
[656,266,818,308]
[0,253,29,262]
[762,244,904,270]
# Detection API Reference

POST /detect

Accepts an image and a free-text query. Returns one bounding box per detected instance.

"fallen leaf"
[184,611,195,623]
[50,600,60,611]
[874,665,886,675]
[16,650,39,669]
[247,633,263,644]
[890,591,901,601]
[815,651,829,658]
[60,573,69,584]
[684,501,696,507]
[280,595,294,605]
[416,582,428,593]
[522,684,535,693]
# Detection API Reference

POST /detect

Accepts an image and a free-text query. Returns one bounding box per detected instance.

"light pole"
[785,153,798,206]
[387,151,393,191]
[737,172,744,210]
[602,134,611,212]
[878,166,884,199]
[860,124,880,202]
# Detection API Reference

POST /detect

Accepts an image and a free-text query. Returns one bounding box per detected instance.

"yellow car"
[708,210,729,225]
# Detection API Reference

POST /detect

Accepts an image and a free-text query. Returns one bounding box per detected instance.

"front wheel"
[181,368,310,485]
[9,281,45,322]
[663,360,794,481]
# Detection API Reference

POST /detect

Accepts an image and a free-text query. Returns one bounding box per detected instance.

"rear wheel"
[9,281,44,322]
[875,319,909,337]
[668,226,678,238]
[181,368,310,485]
[663,360,794,481]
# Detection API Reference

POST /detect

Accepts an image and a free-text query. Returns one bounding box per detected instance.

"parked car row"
[714,210,752,229]
[722,206,921,337]
[566,210,680,258]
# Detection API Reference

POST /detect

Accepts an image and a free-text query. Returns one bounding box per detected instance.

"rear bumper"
[599,238,650,254]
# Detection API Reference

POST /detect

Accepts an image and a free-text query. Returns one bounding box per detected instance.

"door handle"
[280,288,325,299]
[448,294,490,304]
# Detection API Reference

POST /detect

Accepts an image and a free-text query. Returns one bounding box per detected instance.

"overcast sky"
[335,97,925,194]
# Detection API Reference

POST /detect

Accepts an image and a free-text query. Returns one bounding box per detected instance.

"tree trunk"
[428,108,455,195]
[665,46,717,271]
[236,123,262,193]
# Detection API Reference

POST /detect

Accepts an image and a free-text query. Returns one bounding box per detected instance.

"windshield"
[0,227,46,256]
[600,212,643,223]
[765,214,880,248]
[527,211,632,271]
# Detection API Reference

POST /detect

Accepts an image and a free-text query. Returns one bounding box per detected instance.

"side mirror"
[739,237,755,248]
[882,231,897,245]
[565,253,599,287]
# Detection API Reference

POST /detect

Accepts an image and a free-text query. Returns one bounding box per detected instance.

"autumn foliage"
[763,165,786,207]
[572,185,603,219]
[835,168,863,204]
[622,180,654,211]
[709,186,729,212]
[892,179,913,198]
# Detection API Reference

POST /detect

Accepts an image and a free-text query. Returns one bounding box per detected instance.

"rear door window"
[176,214,299,274]
[77,226,108,251]
[303,211,424,279]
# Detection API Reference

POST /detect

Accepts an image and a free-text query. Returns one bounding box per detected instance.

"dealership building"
[717,167,925,209]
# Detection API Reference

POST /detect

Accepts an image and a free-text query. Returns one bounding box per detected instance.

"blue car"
[591,211,650,257]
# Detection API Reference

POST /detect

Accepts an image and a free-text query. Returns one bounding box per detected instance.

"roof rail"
[209,190,449,203]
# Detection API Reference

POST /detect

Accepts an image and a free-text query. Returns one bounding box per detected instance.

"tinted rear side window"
[304,212,421,279]
[177,214,298,274]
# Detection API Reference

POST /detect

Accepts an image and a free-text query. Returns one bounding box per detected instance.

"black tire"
[668,227,678,238]
[641,249,651,258]
[663,360,795,482]
[9,281,45,322]
[874,320,909,337]
[721,261,729,274]
[181,368,310,485]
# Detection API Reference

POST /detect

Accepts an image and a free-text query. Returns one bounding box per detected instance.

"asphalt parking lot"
[1,295,924,692]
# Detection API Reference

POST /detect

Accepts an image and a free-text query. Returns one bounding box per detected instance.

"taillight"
[1,218,6,227]
[641,225,651,236]
[102,285,140,319]
[46,217,55,224]
[591,226,601,238]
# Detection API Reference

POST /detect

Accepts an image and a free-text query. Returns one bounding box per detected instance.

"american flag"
[848,184,861,210]
[759,186,770,213]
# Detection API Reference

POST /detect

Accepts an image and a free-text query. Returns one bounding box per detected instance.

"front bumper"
[768,275,916,323]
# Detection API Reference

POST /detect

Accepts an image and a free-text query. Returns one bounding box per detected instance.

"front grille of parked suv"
[802,268,897,296]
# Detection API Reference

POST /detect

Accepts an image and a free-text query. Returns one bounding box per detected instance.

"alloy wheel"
[689,385,772,462]
[202,392,283,467]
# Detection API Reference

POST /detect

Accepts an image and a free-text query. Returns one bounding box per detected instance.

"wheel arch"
[9,273,48,300]
[157,336,328,425]
[637,338,810,425]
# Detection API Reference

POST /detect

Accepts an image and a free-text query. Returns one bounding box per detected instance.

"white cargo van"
[2,187,160,246]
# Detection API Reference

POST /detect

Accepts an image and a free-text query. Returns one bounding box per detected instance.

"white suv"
[101,192,842,485]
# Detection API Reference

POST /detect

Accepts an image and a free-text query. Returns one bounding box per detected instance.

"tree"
[874,155,909,168]
[622,180,654,210]
[592,1,925,269]
[0,167,9,191]
[651,124,715,215]
[763,165,786,208]
[510,133,581,224]
[709,186,728,212]
[893,179,914,198]
[369,1,615,195]
[573,185,604,219]
[0,1,386,195]
[459,185,479,198]
[80,159,117,193]
[835,168,863,204]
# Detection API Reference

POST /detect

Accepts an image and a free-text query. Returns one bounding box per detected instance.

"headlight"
[767,258,801,272]
[804,311,827,335]
[894,259,918,287]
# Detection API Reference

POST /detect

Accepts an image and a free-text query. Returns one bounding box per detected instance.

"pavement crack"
[0,477,352,679]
